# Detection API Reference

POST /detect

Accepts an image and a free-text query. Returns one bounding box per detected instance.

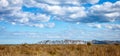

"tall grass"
[0,44,120,56]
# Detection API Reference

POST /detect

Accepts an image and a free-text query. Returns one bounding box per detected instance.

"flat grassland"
[0,44,120,56]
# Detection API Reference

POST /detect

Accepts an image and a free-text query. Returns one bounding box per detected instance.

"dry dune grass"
[0,44,120,56]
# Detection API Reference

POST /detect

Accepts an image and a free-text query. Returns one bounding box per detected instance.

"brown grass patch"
[0,44,120,56]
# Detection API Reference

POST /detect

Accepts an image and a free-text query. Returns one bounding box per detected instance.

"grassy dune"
[0,44,120,56]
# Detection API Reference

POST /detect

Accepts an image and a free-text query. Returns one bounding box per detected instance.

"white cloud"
[103,24,120,30]
[104,12,120,22]
[34,0,99,5]
[104,12,119,18]
[64,0,79,5]
[40,0,60,5]
[0,24,120,41]
[0,0,9,7]
[0,0,120,29]
[28,22,55,28]
[88,0,99,4]
[87,23,102,28]
[11,22,16,25]
[31,13,50,22]
[0,0,102,25]
[0,0,52,28]
[33,24,44,28]
[8,0,23,5]
[87,23,120,30]
[47,6,65,15]
[46,5,86,18]
[69,10,86,19]
[29,0,119,23]
[45,23,55,28]
[89,1,120,22]
[0,0,22,10]
[76,22,80,24]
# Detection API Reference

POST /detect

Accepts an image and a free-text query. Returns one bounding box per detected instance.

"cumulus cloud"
[34,0,99,5]
[1,11,50,24]
[32,0,120,23]
[0,0,120,28]
[0,0,9,7]
[22,0,99,22]
[0,0,22,12]
[87,1,120,23]
[1,0,120,44]
[0,0,86,28]
[46,6,86,21]
[0,0,52,28]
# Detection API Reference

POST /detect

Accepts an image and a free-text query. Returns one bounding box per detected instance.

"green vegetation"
[0,44,120,56]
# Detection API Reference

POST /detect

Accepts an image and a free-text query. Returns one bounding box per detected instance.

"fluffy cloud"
[0,0,120,28]
[34,0,99,5]
[0,0,51,28]
[87,23,120,30]
[0,0,22,12]
[0,0,86,28]
[1,11,50,24]
[22,0,100,22]
[0,0,9,7]
[46,6,86,21]
[31,0,120,23]
[88,1,120,23]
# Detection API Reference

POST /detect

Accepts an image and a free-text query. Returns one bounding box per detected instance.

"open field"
[0,44,120,56]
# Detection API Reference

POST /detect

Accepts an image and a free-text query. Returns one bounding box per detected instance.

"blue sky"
[0,0,120,44]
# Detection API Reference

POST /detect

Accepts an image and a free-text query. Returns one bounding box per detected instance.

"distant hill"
[37,40,120,44]
[91,40,120,44]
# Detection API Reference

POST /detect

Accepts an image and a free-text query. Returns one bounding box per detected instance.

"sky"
[0,0,120,44]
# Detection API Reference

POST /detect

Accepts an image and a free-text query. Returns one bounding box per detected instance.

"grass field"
[0,44,120,56]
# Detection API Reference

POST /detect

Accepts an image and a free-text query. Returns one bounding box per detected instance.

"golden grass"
[0,44,120,56]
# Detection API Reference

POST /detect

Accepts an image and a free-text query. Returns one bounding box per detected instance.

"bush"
[87,42,92,46]
[114,43,119,46]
